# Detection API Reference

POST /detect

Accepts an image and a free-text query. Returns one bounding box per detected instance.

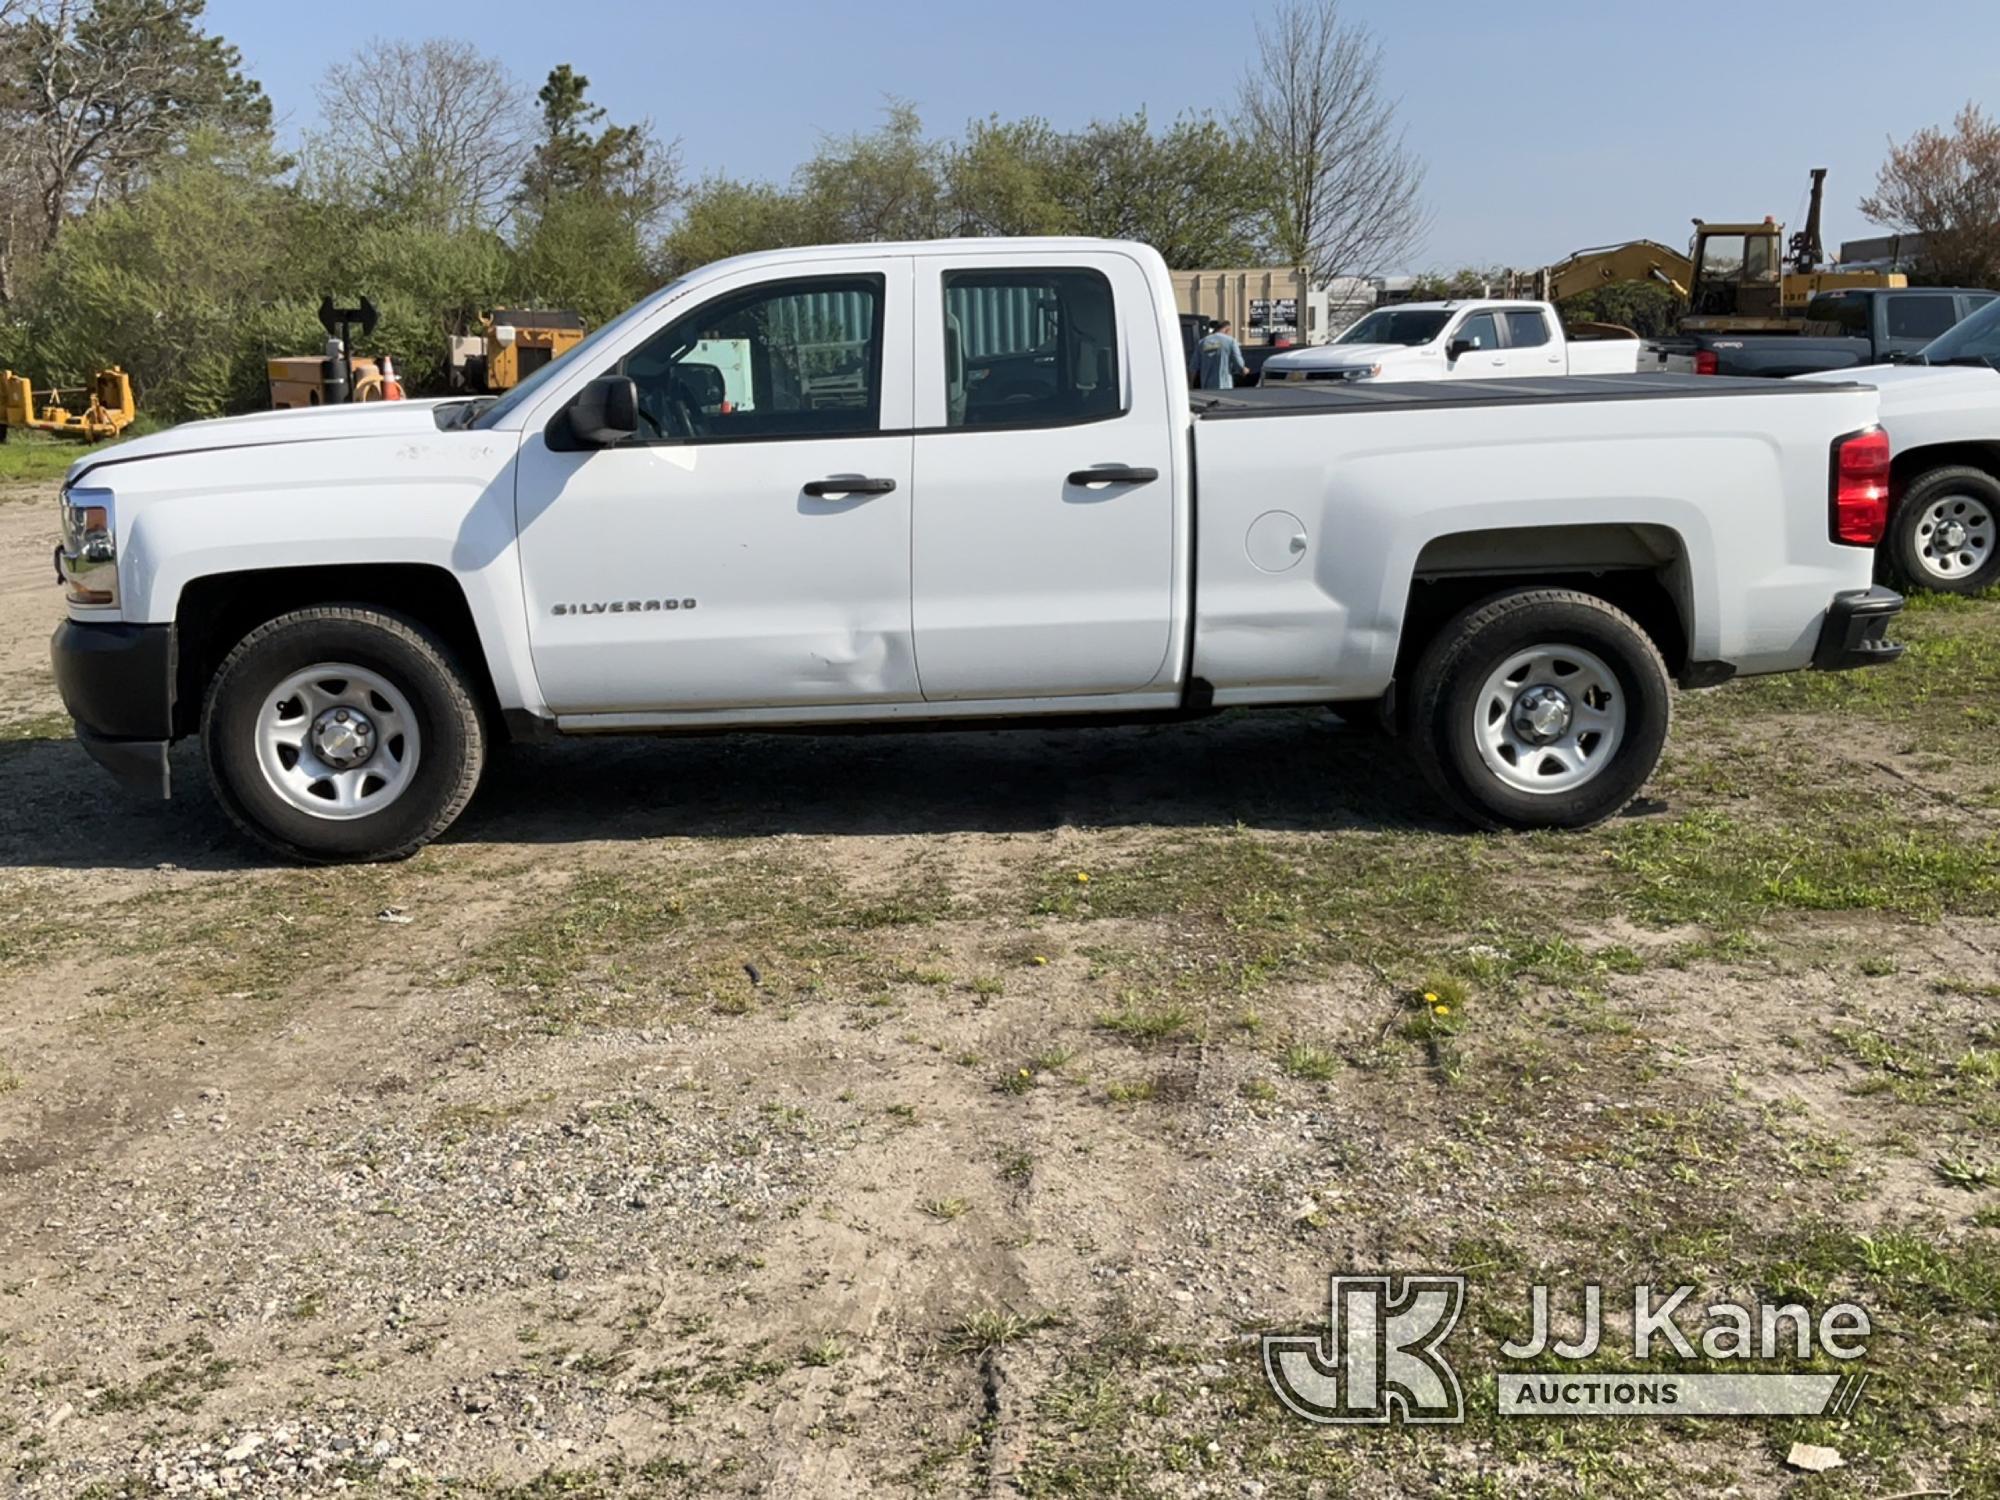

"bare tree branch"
[0,0,270,300]
[1238,0,1428,281]
[302,36,531,233]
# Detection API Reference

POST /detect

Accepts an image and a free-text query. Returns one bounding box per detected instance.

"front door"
[515,261,918,715]
[910,253,1179,700]
[1444,310,1507,379]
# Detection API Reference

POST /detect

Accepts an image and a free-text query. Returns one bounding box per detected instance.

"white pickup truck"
[1797,298,2000,594]
[1261,299,1643,386]
[52,237,1903,861]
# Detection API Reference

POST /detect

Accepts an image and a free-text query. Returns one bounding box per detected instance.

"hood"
[1266,342,1425,371]
[69,399,467,483]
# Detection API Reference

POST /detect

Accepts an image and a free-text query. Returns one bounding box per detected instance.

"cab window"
[942,268,1120,428]
[1453,312,1500,351]
[1885,294,1960,341]
[613,275,884,443]
[1503,310,1551,348]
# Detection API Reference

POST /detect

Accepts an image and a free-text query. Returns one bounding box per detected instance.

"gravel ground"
[1,484,1996,1497]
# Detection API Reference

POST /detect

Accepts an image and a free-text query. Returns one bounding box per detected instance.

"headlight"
[58,485,117,607]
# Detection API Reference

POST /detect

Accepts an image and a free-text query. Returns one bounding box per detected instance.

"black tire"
[1885,465,2000,595]
[202,607,484,862]
[1408,589,1671,831]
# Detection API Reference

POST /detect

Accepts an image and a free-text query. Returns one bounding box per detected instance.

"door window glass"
[615,275,883,442]
[1453,312,1500,352]
[1503,310,1551,347]
[1885,295,1960,341]
[942,268,1120,428]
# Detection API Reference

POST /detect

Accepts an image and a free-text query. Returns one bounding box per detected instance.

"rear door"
[910,251,1179,701]
[1881,292,1962,356]
[1500,307,1563,375]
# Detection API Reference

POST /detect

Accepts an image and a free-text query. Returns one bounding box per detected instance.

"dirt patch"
[3,522,1998,1496]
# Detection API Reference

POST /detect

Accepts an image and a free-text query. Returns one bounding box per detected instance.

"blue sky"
[206,0,2000,273]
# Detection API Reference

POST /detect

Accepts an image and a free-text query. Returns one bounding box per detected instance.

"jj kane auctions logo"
[1263,1276,1872,1424]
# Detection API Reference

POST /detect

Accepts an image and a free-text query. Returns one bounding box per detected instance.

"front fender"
[107,433,544,716]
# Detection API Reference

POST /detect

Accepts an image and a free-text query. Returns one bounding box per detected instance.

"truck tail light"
[1693,350,1719,376]
[1830,427,1891,546]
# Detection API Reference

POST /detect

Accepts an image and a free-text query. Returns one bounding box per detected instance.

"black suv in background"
[1665,287,1997,378]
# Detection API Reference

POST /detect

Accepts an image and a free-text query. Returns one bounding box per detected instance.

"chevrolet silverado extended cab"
[1259,300,1642,385]
[52,238,1904,861]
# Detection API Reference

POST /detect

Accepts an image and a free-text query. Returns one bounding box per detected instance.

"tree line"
[2,1,1986,423]
[0,0,1428,419]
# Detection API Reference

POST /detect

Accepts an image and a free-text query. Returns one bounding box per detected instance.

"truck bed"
[1194,371,1861,417]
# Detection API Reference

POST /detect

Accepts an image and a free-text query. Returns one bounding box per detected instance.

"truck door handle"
[1067,465,1159,487]
[803,476,896,497]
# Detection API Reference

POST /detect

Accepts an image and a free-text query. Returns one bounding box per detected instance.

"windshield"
[1336,309,1451,347]
[471,281,686,429]
[1918,297,2000,369]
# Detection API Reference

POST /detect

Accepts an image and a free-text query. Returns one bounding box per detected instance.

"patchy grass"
[1094,997,1195,1046]
[0,711,71,744]
[0,432,78,487]
[16,544,2000,1495]
[1601,805,2000,927]
[942,1306,1061,1357]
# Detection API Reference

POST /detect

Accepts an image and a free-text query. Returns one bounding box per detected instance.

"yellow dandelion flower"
[1032,955,1048,966]
[1423,992,1439,1004]
[1433,1004,1451,1017]
[1075,871,1091,884]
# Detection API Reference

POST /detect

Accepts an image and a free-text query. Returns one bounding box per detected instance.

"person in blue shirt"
[1194,320,1251,390]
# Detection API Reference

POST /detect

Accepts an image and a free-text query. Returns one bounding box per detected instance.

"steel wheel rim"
[1914,493,1995,581]
[1474,644,1626,795]
[254,662,421,820]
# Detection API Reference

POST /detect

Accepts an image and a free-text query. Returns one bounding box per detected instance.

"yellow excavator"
[1528,169,1904,334]
[0,367,136,442]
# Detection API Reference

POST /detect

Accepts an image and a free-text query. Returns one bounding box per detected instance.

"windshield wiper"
[432,397,494,431]
[1930,356,2000,370]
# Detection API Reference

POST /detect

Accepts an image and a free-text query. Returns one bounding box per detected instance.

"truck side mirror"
[568,375,638,446]
[1447,336,1478,361]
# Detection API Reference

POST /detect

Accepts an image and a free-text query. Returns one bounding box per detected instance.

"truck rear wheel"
[1408,589,1671,831]
[1886,466,2000,594]
[202,607,484,862]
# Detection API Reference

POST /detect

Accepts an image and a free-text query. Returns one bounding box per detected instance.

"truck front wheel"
[202,607,485,862]
[1408,589,1671,831]
[1886,466,2000,594]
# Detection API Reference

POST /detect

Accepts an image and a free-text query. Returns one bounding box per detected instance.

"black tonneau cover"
[1196,371,1866,418]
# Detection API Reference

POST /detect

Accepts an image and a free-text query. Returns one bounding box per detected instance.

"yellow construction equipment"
[267,354,399,410]
[1523,169,1905,335]
[447,309,586,393]
[268,297,409,410]
[0,367,135,442]
[1542,240,1694,303]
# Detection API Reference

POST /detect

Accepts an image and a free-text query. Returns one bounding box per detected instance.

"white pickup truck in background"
[1260,299,1643,385]
[1797,297,2000,595]
[52,238,1902,861]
